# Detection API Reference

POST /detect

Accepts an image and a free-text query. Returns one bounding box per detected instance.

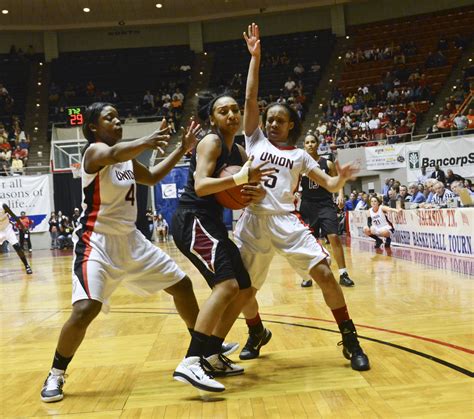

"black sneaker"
[374,238,383,249]
[26,265,33,274]
[41,371,65,402]
[339,272,354,287]
[338,320,370,371]
[301,279,313,287]
[239,328,272,360]
[385,237,391,248]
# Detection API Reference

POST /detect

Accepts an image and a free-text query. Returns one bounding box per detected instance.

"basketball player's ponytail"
[81,102,113,155]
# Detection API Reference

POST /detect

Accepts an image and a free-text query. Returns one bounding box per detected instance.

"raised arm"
[84,121,170,174]
[243,23,261,136]
[134,121,201,186]
[308,160,359,193]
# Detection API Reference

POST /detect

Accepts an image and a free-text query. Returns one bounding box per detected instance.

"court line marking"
[104,309,474,378]
[258,312,474,355]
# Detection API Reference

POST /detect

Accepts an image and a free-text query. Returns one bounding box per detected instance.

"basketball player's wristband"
[233,167,249,185]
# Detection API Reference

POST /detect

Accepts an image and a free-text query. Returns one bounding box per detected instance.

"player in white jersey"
[0,203,32,274]
[234,23,370,371]
[40,102,203,403]
[363,195,401,248]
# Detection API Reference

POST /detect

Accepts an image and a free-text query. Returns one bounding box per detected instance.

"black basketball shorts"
[299,200,339,237]
[171,207,251,290]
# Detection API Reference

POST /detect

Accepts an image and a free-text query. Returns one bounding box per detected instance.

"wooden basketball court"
[1,238,472,418]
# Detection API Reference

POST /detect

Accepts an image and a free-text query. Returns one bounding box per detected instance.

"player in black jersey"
[299,133,355,287]
[172,92,274,392]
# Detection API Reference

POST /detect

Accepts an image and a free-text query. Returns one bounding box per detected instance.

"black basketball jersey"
[179,135,244,215]
[301,156,333,203]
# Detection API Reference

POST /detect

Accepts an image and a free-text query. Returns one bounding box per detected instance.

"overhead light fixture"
[83,7,90,13]
[156,3,163,8]
[1,9,8,14]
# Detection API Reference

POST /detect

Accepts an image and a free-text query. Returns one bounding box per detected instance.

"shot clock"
[66,107,84,126]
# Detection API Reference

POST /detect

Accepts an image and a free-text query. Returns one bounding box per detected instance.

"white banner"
[0,175,51,232]
[365,144,406,170]
[349,208,474,256]
[406,136,474,182]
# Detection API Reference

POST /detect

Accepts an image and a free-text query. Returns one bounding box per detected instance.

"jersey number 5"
[125,184,135,206]
[264,169,280,189]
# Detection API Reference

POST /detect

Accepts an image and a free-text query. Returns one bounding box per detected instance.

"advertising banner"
[406,136,474,182]
[348,208,474,256]
[0,175,51,232]
[365,144,406,170]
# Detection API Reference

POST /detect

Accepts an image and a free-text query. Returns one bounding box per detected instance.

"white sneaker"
[173,356,225,392]
[221,341,239,357]
[40,371,65,402]
[206,353,244,377]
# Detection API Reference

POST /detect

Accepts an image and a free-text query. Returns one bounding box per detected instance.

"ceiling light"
[1,10,8,14]
[156,3,163,8]
[83,7,90,13]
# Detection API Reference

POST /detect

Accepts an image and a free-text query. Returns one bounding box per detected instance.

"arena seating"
[0,54,30,122]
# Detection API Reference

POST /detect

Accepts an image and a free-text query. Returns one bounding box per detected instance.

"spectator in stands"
[11,155,23,174]
[467,109,474,130]
[0,161,10,176]
[431,181,455,207]
[408,183,425,203]
[143,90,155,110]
[354,192,369,210]
[417,166,430,184]
[431,164,446,184]
[293,63,304,77]
[13,145,28,164]
[388,185,403,208]
[399,185,410,202]
[396,120,411,142]
[86,81,95,97]
[344,192,359,211]
[284,77,296,93]
[453,113,468,136]
[446,169,464,186]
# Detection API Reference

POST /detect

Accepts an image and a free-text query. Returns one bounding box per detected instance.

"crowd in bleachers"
[0,116,30,175]
[207,30,335,123]
[427,63,474,138]
[47,46,194,131]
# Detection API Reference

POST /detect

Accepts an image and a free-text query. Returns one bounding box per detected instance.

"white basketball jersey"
[245,128,319,213]
[78,146,137,235]
[369,206,390,229]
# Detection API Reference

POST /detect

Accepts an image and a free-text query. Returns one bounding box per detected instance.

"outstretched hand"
[148,118,171,154]
[246,156,276,183]
[243,23,261,57]
[179,120,201,154]
[335,160,359,181]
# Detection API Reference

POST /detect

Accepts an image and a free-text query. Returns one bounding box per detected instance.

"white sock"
[51,367,65,376]
[339,268,347,275]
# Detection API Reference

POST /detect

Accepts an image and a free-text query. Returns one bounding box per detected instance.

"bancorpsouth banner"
[349,208,474,256]
[406,136,474,182]
[365,143,406,170]
[0,175,51,232]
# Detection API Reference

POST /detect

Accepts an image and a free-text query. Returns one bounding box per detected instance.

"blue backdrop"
[153,165,232,233]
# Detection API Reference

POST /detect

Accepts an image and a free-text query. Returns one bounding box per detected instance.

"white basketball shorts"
[71,228,185,312]
[371,225,393,236]
[0,224,18,246]
[234,211,330,289]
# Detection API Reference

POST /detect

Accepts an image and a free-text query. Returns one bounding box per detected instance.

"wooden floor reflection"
[0,238,472,418]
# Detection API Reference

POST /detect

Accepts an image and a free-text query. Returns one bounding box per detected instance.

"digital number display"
[67,107,84,126]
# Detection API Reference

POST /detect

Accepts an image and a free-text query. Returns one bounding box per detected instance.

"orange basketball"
[215,166,249,210]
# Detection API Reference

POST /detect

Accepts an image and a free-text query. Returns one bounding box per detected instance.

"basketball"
[214,166,249,210]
